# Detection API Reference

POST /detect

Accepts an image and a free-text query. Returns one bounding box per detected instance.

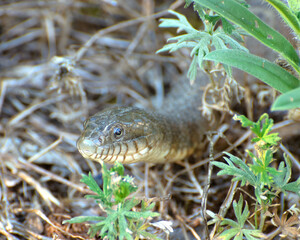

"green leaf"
[259,114,274,137]
[271,87,300,110]
[204,49,300,93]
[81,173,104,198]
[233,114,254,128]
[119,215,132,240]
[214,32,248,52]
[65,162,160,239]
[194,0,300,71]
[243,229,266,240]
[141,201,156,211]
[262,133,281,146]
[220,218,240,228]
[80,173,113,206]
[218,227,240,239]
[123,198,141,211]
[219,195,264,240]
[137,231,162,240]
[288,0,300,12]
[159,10,197,34]
[233,114,280,148]
[156,41,196,54]
[205,15,221,25]
[63,216,105,224]
[234,195,249,227]
[111,161,125,176]
[283,178,300,194]
[273,155,300,195]
[187,55,198,83]
[212,152,257,186]
[265,0,300,36]
[113,180,137,203]
[221,17,235,34]
[125,210,160,219]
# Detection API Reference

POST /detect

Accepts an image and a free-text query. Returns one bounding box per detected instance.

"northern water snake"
[77,72,212,164]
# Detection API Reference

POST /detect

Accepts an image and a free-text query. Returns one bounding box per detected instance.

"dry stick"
[0,80,7,115]
[26,209,87,240]
[73,0,184,62]
[0,225,16,240]
[8,94,68,126]
[17,157,92,195]
[144,163,149,198]
[184,160,203,196]
[0,160,14,240]
[0,30,42,52]
[17,170,60,207]
[28,136,63,163]
[201,132,214,240]
[125,21,149,55]
[176,215,201,240]
[210,181,239,239]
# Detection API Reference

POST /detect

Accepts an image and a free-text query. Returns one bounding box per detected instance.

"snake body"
[77,73,211,164]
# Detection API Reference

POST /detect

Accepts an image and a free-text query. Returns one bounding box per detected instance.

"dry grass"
[0,0,299,239]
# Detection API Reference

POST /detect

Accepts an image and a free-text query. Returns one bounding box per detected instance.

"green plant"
[211,195,264,240]
[63,163,161,240]
[211,114,300,237]
[157,9,248,83]
[158,0,300,111]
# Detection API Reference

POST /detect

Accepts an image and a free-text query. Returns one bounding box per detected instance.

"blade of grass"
[204,49,300,93]
[271,87,300,110]
[264,0,300,37]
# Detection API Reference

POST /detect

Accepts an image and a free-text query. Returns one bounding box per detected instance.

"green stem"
[259,203,268,231]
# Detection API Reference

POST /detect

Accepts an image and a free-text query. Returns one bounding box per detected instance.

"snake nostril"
[98,136,104,145]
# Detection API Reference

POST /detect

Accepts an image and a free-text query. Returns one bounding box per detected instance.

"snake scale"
[77,72,212,164]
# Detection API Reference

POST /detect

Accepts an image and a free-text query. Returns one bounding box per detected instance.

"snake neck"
[77,73,211,164]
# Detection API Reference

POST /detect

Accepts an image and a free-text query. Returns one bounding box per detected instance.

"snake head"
[77,106,166,164]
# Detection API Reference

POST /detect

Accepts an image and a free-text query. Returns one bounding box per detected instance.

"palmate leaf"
[219,195,264,240]
[248,149,281,186]
[157,10,247,82]
[212,152,257,186]
[80,173,113,206]
[81,173,104,198]
[234,114,281,148]
[65,162,160,239]
[234,195,249,227]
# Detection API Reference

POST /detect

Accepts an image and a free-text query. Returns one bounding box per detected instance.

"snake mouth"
[77,137,99,159]
[77,136,153,164]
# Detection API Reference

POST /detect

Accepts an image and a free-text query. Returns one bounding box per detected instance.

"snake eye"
[113,126,123,139]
